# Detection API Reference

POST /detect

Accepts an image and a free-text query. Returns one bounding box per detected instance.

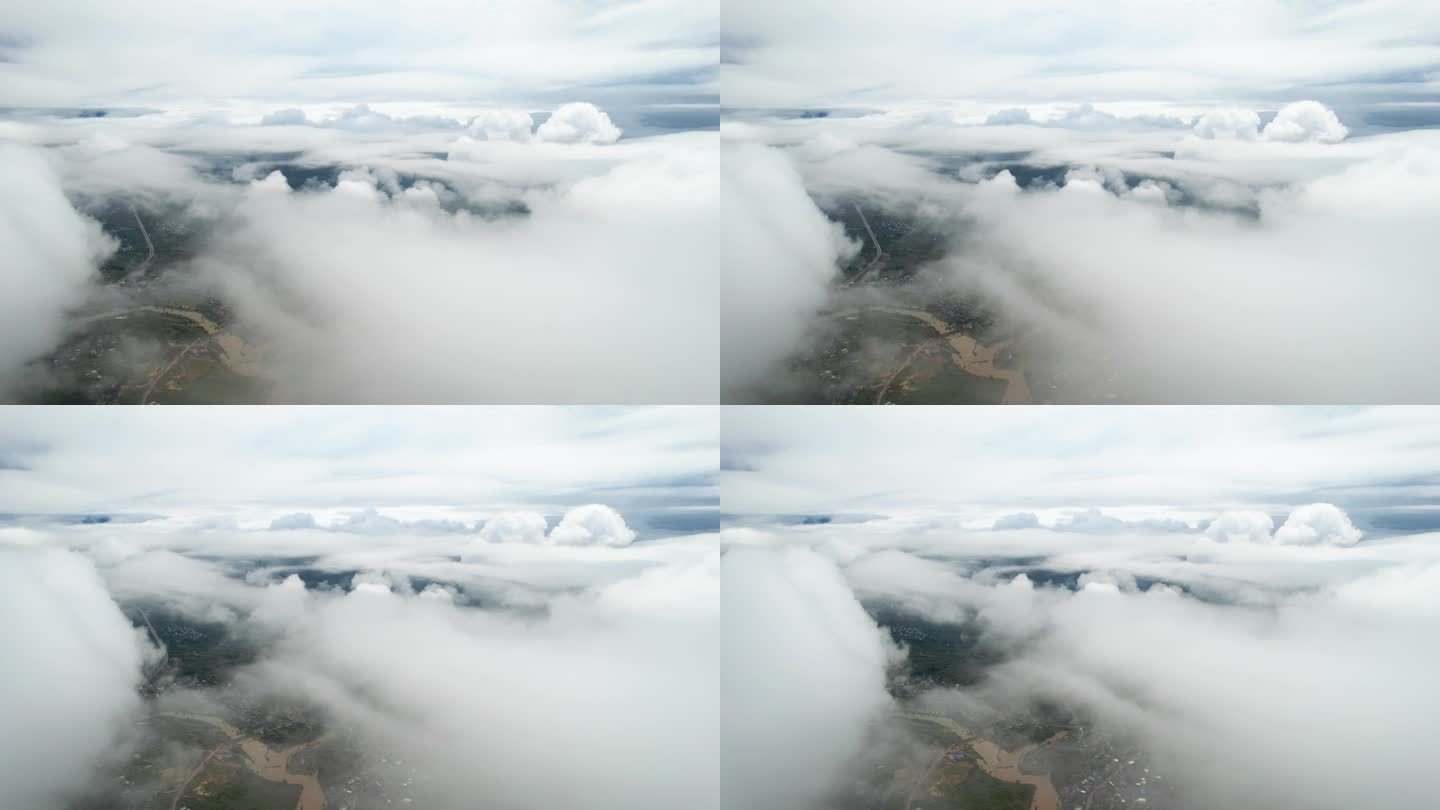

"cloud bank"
[0,144,115,395]
[0,548,149,808]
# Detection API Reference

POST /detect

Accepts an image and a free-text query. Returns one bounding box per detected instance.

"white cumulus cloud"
[534,102,622,144]
[550,504,637,547]
[1274,502,1364,546]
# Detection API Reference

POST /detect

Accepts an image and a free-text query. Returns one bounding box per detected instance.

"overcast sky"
[723,0,1440,114]
[723,406,1440,527]
[0,406,717,528]
[1,0,717,113]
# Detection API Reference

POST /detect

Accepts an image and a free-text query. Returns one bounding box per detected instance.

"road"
[848,204,885,285]
[124,204,155,284]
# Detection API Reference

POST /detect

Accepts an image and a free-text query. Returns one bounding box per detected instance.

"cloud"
[182,132,717,403]
[0,0,718,109]
[992,511,1040,530]
[984,107,1033,125]
[467,108,535,142]
[1205,510,1275,543]
[1261,100,1350,143]
[0,548,148,808]
[721,142,859,399]
[269,511,318,530]
[260,107,308,126]
[1274,502,1364,546]
[1203,504,1361,546]
[1193,107,1261,140]
[534,102,622,144]
[0,144,114,395]
[1193,101,1349,143]
[723,547,898,810]
[476,511,550,545]
[722,407,1440,519]
[550,503,637,547]
[249,548,718,810]
[0,407,717,524]
[722,0,1440,108]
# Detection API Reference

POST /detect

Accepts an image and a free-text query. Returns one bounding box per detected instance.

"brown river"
[829,307,1030,404]
[902,712,1067,810]
[160,713,326,810]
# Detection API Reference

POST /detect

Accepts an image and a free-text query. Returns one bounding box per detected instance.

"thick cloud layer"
[185,131,716,403]
[0,548,148,808]
[723,547,897,810]
[0,145,114,394]
[248,548,718,810]
[722,142,858,399]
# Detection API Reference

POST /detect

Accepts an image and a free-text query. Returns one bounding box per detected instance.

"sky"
[722,0,1440,115]
[1,0,717,115]
[0,406,719,809]
[722,406,1440,526]
[721,405,1440,809]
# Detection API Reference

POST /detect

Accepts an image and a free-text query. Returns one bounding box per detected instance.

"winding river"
[901,712,1067,810]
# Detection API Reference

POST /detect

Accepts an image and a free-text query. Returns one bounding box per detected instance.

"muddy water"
[241,738,327,810]
[902,713,1066,810]
[875,308,1030,404]
[159,713,326,810]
